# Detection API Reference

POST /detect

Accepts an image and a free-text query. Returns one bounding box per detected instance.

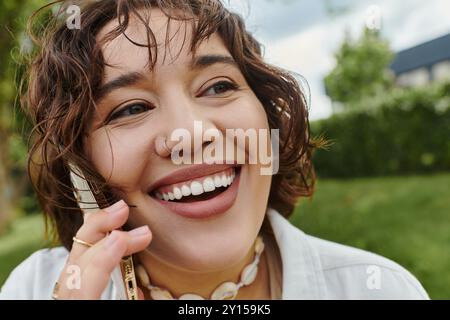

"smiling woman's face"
[84,9,272,272]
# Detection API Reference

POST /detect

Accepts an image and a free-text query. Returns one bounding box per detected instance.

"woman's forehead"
[98,9,230,82]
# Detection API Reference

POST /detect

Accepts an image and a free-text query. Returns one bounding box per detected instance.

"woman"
[0,0,428,300]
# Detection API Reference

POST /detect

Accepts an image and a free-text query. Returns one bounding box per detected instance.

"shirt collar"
[266,207,327,299]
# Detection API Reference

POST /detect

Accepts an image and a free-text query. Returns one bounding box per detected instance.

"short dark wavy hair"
[22,0,325,249]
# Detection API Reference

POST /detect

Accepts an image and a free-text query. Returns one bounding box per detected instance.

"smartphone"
[68,162,139,300]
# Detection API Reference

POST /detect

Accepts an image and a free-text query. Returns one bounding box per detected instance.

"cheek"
[86,128,152,188]
[224,96,269,131]
[221,96,272,164]
[236,98,272,197]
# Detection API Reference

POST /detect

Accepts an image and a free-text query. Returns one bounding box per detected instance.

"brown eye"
[108,102,153,122]
[201,81,239,96]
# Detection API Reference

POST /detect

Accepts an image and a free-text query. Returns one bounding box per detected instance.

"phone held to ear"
[68,162,139,300]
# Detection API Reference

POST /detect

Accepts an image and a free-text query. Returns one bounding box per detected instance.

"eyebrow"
[96,54,238,101]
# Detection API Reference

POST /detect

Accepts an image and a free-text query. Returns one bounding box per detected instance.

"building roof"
[390,33,450,75]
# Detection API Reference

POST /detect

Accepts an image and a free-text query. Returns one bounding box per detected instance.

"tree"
[0,0,46,233]
[324,27,395,110]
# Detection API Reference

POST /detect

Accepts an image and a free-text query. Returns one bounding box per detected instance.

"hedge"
[311,82,450,178]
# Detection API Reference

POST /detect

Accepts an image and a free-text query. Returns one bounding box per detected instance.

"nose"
[155,135,174,157]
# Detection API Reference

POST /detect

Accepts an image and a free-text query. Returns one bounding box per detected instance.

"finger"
[137,287,145,300]
[57,227,151,300]
[72,229,151,299]
[80,226,152,266]
[59,230,127,299]
[69,200,129,262]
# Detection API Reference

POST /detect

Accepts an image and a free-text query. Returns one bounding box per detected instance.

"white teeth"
[173,187,182,200]
[221,174,228,187]
[181,185,191,197]
[155,167,238,202]
[190,181,203,196]
[203,177,215,192]
[214,175,222,188]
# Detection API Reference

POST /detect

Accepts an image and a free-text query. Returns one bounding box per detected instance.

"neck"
[136,238,271,300]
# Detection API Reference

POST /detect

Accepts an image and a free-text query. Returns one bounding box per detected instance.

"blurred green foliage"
[0,0,47,232]
[324,28,395,108]
[311,81,450,178]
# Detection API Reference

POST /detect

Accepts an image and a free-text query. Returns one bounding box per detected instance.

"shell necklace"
[135,235,265,300]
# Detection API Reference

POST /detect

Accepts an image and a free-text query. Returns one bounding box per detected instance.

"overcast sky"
[224,0,450,120]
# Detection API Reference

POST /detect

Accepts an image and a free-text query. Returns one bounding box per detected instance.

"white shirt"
[0,207,429,300]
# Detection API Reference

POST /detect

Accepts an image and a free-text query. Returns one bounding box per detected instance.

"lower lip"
[151,168,241,219]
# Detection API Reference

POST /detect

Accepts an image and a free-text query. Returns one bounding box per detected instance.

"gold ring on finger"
[72,236,94,248]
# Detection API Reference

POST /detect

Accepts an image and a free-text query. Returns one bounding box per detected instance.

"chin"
[174,234,256,272]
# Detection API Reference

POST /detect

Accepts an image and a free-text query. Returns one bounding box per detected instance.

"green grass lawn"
[290,172,450,299]
[1,173,449,298]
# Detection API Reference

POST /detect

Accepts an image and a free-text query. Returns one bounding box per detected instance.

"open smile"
[148,165,242,219]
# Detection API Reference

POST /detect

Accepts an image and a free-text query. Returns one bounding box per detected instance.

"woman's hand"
[54,200,152,299]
